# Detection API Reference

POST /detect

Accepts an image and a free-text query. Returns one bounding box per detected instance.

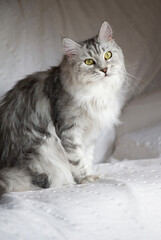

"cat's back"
[0,70,52,167]
[0,72,44,111]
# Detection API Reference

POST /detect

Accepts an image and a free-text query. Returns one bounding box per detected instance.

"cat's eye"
[84,59,95,65]
[104,51,112,60]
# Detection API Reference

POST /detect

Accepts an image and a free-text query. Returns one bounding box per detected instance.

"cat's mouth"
[103,73,110,78]
[100,70,110,78]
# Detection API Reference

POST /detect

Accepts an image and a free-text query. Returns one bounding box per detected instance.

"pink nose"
[101,68,107,73]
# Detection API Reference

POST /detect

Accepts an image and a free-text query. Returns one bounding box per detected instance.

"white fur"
[29,123,75,187]
[0,123,75,193]
[0,168,40,193]
[60,23,127,183]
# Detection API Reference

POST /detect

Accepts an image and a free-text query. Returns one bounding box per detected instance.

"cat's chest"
[74,79,123,127]
[81,94,121,127]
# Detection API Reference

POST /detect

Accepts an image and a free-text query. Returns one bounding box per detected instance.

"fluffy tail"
[0,174,7,198]
[0,168,40,196]
[0,185,5,198]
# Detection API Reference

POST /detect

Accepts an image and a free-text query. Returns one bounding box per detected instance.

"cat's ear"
[98,21,113,42]
[62,38,81,59]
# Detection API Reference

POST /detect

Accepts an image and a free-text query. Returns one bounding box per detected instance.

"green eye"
[104,51,112,60]
[84,59,95,65]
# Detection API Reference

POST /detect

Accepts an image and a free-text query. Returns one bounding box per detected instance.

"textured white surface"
[1,159,161,240]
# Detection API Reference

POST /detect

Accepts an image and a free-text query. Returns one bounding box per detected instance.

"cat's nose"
[101,68,107,73]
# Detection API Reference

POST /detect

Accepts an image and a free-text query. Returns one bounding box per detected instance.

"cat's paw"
[76,175,99,184]
[82,175,99,183]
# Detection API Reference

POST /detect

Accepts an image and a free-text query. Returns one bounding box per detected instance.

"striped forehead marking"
[82,38,102,56]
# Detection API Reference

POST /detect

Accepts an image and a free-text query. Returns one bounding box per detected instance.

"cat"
[0,21,127,195]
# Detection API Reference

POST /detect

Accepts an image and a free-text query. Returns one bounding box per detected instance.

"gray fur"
[0,176,6,198]
[32,172,50,189]
[0,75,50,168]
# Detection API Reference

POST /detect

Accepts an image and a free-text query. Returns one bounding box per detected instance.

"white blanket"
[1,158,161,240]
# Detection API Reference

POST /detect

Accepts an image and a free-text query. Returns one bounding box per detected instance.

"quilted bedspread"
[1,159,161,240]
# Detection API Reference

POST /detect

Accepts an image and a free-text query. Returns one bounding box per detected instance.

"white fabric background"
[0,0,161,94]
[0,0,161,97]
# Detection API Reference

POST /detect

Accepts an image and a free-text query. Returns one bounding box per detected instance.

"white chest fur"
[78,76,123,128]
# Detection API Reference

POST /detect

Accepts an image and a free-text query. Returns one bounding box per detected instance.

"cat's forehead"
[81,37,113,57]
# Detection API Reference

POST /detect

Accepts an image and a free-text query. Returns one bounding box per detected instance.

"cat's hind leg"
[0,167,40,193]
[29,125,75,188]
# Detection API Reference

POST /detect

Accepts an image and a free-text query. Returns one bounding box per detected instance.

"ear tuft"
[98,21,113,42]
[62,38,80,59]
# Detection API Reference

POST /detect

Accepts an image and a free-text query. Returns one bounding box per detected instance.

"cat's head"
[62,22,125,84]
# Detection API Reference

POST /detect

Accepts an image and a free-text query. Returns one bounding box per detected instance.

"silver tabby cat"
[0,22,127,194]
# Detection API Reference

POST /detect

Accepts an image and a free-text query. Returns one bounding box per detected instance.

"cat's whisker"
[125,61,146,67]
[118,70,155,95]
[125,72,143,82]
[126,72,155,88]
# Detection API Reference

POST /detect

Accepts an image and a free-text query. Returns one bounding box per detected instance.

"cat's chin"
[101,72,112,78]
[104,74,110,78]
[101,74,111,80]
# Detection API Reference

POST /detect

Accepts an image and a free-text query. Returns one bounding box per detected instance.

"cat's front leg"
[62,136,95,184]
[72,142,100,184]
[82,144,100,183]
[69,156,95,184]
[69,156,96,184]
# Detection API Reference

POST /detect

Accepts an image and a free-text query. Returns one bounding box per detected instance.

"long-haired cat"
[0,22,127,195]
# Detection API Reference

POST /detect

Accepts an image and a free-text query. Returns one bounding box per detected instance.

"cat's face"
[77,39,124,84]
[62,22,125,84]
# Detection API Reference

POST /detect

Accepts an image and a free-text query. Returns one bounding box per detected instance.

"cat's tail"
[0,168,40,197]
[0,184,5,198]
[0,173,7,198]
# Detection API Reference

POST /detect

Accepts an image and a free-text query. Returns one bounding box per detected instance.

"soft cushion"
[113,89,161,160]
